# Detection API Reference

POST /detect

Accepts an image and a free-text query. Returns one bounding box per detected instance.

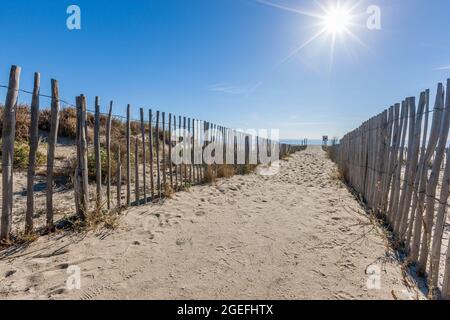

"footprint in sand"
[195,210,206,216]
[47,287,68,298]
[5,270,17,278]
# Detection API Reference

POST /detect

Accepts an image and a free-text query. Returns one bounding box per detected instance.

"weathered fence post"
[188,118,193,184]
[429,145,450,292]
[126,104,131,207]
[162,112,167,191]
[116,146,122,212]
[389,102,408,225]
[418,80,450,275]
[46,79,61,231]
[79,95,89,220]
[379,106,394,216]
[409,85,444,263]
[74,96,81,218]
[156,111,161,197]
[135,136,139,205]
[223,127,227,167]
[183,117,187,187]
[140,108,147,204]
[174,115,178,189]
[245,135,250,165]
[443,240,450,299]
[192,118,196,184]
[196,120,202,184]
[94,96,102,213]
[25,72,40,234]
[406,92,429,246]
[1,65,21,241]
[106,101,113,210]
[169,113,173,190]
[149,109,155,199]
[397,96,425,239]
[84,107,89,147]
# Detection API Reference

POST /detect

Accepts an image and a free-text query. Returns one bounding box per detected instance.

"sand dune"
[0,146,423,300]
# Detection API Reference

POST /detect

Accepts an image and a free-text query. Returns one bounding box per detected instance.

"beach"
[0,146,423,300]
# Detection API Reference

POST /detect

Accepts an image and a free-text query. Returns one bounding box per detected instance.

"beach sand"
[0,146,424,300]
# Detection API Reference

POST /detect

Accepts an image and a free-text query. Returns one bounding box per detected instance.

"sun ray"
[255,0,324,19]
[343,28,370,51]
[329,33,337,71]
[257,0,371,71]
[273,27,328,69]
[346,0,363,13]
[313,0,329,15]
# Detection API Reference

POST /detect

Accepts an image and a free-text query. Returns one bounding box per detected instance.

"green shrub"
[0,140,47,169]
[87,148,119,183]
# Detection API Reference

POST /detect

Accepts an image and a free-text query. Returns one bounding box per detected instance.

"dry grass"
[242,164,257,175]
[0,230,40,249]
[0,105,32,141]
[330,167,345,182]
[205,164,256,183]
[57,108,78,139]
[217,164,235,178]
[56,205,121,233]
[15,105,32,141]
[164,183,174,198]
[0,105,171,186]
[205,165,217,183]
[85,210,120,231]
[325,146,337,161]
[1,104,168,148]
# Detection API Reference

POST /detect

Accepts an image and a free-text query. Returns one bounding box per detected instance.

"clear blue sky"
[0,0,449,139]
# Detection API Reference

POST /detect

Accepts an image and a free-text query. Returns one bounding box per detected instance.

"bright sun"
[257,0,366,69]
[323,7,351,34]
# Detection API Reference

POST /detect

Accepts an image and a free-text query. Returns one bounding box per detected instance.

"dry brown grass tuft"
[39,107,82,140]
[0,230,40,250]
[58,108,78,139]
[205,165,217,183]
[15,105,32,141]
[38,108,52,132]
[164,183,174,198]
[217,164,235,178]
[330,167,346,183]
[242,164,257,175]
[0,105,32,142]
[83,203,121,231]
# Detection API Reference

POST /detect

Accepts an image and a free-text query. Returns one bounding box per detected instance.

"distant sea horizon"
[280,139,327,146]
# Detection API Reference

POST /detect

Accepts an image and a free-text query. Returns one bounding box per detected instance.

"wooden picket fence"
[329,80,450,299]
[0,65,306,242]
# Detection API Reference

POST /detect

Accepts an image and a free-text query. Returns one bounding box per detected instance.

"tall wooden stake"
[156,111,161,198]
[46,79,61,231]
[149,109,155,199]
[25,72,40,234]
[140,108,147,204]
[1,66,21,241]
[94,96,102,213]
[106,101,113,210]
[126,104,131,207]
[135,136,140,205]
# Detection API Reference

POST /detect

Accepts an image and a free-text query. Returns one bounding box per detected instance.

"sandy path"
[0,146,423,300]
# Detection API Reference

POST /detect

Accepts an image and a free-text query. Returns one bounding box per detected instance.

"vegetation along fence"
[0,65,306,243]
[329,79,450,299]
